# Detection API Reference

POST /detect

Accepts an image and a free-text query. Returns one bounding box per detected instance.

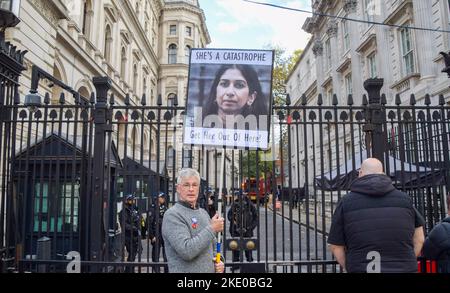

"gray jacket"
[162,202,216,273]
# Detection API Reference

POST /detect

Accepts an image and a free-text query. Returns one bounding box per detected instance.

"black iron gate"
[1,37,449,273]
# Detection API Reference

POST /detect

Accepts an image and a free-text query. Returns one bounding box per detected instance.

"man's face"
[158,196,165,205]
[177,176,200,206]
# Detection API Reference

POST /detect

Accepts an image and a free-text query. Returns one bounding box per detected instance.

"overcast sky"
[198,0,312,55]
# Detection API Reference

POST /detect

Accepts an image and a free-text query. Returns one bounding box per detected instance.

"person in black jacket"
[227,193,258,262]
[148,192,168,272]
[207,193,217,218]
[423,194,450,273]
[119,194,141,272]
[328,158,425,273]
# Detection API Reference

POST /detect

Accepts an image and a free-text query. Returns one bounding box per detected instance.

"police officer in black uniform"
[148,192,168,272]
[119,194,141,272]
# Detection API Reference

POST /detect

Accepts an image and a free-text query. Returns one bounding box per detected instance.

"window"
[400,26,415,75]
[133,64,138,94]
[121,47,127,78]
[368,53,377,78]
[104,25,112,63]
[34,182,79,233]
[342,20,350,52]
[143,76,147,95]
[186,26,192,37]
[364,0,375,23]
[345,73,352,96]
[82,0,93,40]
[168,93,176,106]
[345,142,352,159]
[327,88,333,106]
[169,25,177,35]
[185,45,191,63]
[325,39,331,70]
[183,149,192,168]
[167,146,174,167]
[306,59,311,76]
[447,0,450,31]
[168,44,177,64]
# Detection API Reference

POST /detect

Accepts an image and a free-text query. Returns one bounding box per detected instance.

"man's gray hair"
[177,168,201,185]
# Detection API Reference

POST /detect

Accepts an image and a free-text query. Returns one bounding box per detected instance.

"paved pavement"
[269,200,333,236]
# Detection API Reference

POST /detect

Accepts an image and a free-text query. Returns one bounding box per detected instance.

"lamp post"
[440,51,450,78]
[0,0,21,30]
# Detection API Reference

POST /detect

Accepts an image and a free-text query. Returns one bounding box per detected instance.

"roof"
[14,132,122,168]
[121,156,167,176]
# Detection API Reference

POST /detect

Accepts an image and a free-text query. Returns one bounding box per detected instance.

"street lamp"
[24,92,41,113]
[24,65,42,113]
[0,0,21,29]
[440,51,450,78]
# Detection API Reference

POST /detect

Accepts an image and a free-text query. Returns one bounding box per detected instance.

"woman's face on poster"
[216,68,256,115]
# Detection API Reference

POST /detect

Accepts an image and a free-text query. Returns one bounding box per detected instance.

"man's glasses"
[181,183,199,189]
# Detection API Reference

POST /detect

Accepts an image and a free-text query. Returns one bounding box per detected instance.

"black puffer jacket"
[423,217,450,273]
[328,174,424,273]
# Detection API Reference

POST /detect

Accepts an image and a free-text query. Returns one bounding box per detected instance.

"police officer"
[149,192,168,272]
[119,194,141,271]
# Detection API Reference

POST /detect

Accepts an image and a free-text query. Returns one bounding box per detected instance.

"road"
[222,205,335,273]
[136,204,337,273]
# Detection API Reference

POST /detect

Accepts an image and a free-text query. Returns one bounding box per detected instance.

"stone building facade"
[5,0,212,183]
[286,0,450,189]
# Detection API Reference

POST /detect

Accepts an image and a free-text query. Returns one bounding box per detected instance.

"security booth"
[117,157,169,213]
[12,132,122,269]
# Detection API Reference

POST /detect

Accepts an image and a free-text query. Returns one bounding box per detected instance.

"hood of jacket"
[350,174,395,197]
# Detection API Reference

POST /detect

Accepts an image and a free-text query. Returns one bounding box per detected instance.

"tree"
[241,150,273,178]
[287,49,303,74]
[239,46,302,186]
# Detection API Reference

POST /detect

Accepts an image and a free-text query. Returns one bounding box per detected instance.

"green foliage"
[265,45,303,106]
[241,151,274,178]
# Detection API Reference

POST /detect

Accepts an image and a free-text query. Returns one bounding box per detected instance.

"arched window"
[168,44,177,64]
[185,45,191,63]
[121,47,127,78]
[143,76,147,95]
[104,25,112,63]
[167,146,174,167]
[133,64,138,95]
[151,141,156,160]
[151,89,154,106]
[77,86,90,102]
[82,0,93,40]
[168,93,176,106]
[143,132,149,157]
